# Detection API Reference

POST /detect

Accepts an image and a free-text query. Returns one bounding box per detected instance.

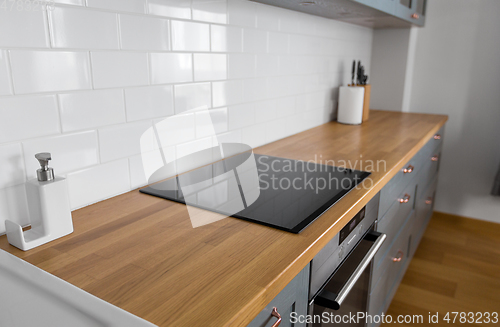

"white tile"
[0,10,49,47]
[154,113,195,147]
[174,83,211,114]
[120,15,170,50]
[278,55,298,75]
[243,29,267,53]
[228,103,255,130]
[87,0,147,13]
[0,184,29,235]
[91,52,148,88]
[171,20,210,52]
[256,4,280,31]
[279,10,300,34]
[129,147,175,189]
[0,143,25,189]
[211,25,243,53]
[243,78,267,102]
[196,107,227,137]
[266,119,287,143]
[0,50,12,95]
[255,99,277,123]
[9,50,91,94]
[241,123,266,148]
[227,0,256,27]
[194,54,227,81]
[22,131,99,179]
[228,54,255,79]
[67,160,130,209]
[255,55,279,77]
[99,121,154,163]
[214,130,241,145]
[212,80,244,107]
[150,53,193,84]
[59,89,125,132]
[125,85,174,122]
[192,0,227,24]
[268,32,289,54]
[148,0,191,19]
[176,137,213,160]
[53,0,84,4]
[0,95,60,143]
[49,6,119,49]
[275,96,296,117]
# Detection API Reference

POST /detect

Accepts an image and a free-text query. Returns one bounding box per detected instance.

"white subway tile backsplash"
[120,15,170,51]
[49,6,119,49]
[0,0,373,214]
[9,51,91,94]
[0,143,25,189]
[150,53,193,85]
[125,85,174,122]
[67,160,130,209]
[192,0,227,24]
[228,103,255,130]
[0,51,12,96]
[148,0,191,19]
[99,121,154,162]
[0,95,60,143]
[212,80,244,107]
[210,25,243,53]
[228,54,255,79]
[0,10,49,48]
[243,29,268,53]
[171,20,210,52]
[0,184,29,235]
[87,0,147,13]
[22,131,99,179]
[174,83,211,114]
[59,89,126,132]
[194,54,227,81]
[91,52,149,88]
[154,113,195,147]
[227,0,256,27]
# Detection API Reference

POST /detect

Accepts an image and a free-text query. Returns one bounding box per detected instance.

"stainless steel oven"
[309,205,386,327]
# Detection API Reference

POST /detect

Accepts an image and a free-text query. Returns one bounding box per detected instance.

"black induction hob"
[140,151,370,233]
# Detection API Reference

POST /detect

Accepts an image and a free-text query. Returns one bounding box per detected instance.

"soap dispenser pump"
[5,153,73,251]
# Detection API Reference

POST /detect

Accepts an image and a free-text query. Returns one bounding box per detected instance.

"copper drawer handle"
[434,134,441,140]
[411,13,419,19]
[431,155,439,162]
[398,194,411,203]
[403,165,414,173]
[393,250,404,262]
[425,198,433,205]
[270,307,282,327]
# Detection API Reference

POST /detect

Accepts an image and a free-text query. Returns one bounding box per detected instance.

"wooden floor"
[382,212,500,326]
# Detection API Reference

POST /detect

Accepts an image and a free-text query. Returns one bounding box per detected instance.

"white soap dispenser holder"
[5,153,74,251]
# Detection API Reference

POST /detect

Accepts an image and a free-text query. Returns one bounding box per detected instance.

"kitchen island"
[0,110,447,327]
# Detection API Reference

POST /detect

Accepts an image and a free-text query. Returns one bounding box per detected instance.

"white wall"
[409,0,500,222]
[0,0,373,233]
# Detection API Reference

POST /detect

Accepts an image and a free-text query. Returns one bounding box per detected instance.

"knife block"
[349,84,371,122]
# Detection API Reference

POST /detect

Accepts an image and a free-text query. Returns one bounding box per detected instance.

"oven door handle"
[314,231,387,310]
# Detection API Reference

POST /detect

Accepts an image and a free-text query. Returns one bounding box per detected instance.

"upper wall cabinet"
[250,0,426,28]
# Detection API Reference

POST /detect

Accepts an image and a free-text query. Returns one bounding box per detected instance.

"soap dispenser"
[5,153,73,251]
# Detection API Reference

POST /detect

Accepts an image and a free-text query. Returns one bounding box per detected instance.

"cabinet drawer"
[372,210,414,292]
[248,264,310,327]
[412,179,438,255]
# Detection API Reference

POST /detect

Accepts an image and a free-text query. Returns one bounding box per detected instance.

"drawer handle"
[271,307,282,327]
[431,155,439,162]
[411,13,420,19]
[425,198,433,205]
[434,134,441,140]
[392,250,404,262]
[398,194,411,203]
[402,165,414,173]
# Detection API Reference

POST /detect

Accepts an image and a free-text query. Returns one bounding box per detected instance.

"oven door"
[310,231,386,327]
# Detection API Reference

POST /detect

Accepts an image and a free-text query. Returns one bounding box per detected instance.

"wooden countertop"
[0,110,447,327]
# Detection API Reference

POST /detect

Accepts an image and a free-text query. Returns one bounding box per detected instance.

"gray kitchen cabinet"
[353,0,396,15]
[248,264,310,327]
[369,127,443,326]
[395,0,426,26]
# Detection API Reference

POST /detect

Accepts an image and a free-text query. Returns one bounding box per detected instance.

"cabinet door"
[248,264,309,327]
[353,0,396,15]
[395,0,425,25]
